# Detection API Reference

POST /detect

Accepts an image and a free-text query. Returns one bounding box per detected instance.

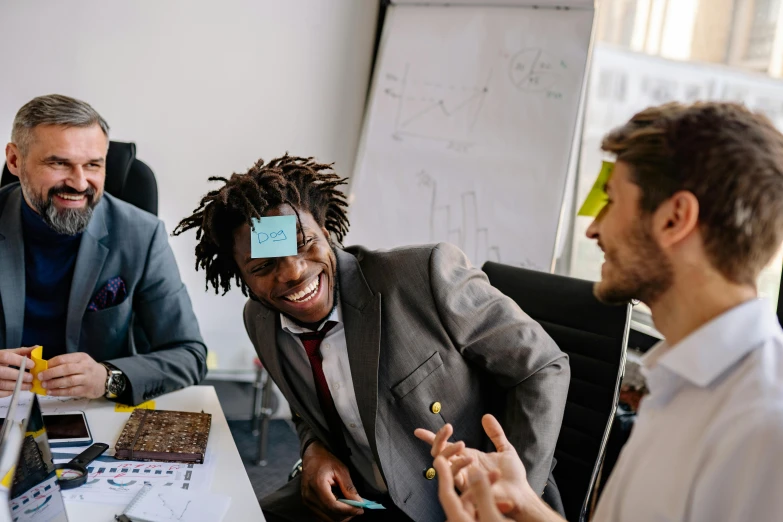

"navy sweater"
[20,199,82,358]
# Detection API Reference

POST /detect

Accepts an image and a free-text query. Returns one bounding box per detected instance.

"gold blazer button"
[424,467,437,480]
[430,402,442,414]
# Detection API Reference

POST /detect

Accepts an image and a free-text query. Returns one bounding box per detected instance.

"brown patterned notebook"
[114,409,211,463]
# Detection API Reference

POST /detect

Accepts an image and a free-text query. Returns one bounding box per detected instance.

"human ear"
[654,191,700,248]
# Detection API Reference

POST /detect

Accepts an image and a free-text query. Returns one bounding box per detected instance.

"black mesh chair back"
[482,262,631,522]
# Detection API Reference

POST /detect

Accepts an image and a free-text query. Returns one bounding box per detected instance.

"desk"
[60,386,264,521]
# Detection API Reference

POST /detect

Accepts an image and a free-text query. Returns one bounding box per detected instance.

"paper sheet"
[8,474,69,522]
[53,458,215,505]
[53,431,218,505]
[122,484,230,522]
[0,394,92,417]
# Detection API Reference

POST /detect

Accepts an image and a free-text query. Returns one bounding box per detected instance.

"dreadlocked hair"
[173,154,349,296]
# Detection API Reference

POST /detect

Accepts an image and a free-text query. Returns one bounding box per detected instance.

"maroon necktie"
[299,322,352,461]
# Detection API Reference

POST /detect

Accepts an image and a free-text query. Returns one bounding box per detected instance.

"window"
[745,0,781,61]
[565,2,783,324]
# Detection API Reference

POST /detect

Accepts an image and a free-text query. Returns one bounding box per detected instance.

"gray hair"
[11,94,110,155]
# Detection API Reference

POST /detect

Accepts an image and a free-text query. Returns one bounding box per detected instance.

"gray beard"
[41,204,94,236]
[19,178,98,236]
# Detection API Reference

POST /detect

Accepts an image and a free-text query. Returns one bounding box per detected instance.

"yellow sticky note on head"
[115,400,156,412]
[578,161,615,217]
[30,346,47,396]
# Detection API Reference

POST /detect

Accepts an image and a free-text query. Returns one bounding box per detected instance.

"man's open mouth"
[282,273,322,303]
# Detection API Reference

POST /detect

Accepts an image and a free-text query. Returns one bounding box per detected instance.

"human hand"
[435,457,512,522]
[300,441,364,521]
[38,352,108,399]
[0,348,35,397]
[415,422,479,491]
[415,415,537,517]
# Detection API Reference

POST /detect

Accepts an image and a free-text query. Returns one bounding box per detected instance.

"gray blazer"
[244,243,569,521]
[0,184,207,405]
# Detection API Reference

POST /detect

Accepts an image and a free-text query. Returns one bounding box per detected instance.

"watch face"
[108,372,125,395]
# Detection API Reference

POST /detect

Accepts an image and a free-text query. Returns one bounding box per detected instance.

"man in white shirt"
[416,101,783,522]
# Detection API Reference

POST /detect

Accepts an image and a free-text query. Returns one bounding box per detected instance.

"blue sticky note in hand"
[250,215,298,258]
[338,498,386,510]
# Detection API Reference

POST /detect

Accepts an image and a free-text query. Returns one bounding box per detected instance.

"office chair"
[1,140,158,216]
[482,262,631,522]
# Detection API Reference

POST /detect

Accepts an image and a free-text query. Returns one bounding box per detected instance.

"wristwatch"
[101,363,127,399]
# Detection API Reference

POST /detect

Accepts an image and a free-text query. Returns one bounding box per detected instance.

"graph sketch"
[148,493,192,520]
[385,63,492,144]
[417,171,501,267]
[508,48,565,93]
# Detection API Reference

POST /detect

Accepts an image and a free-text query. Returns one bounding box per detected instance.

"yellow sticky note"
[206,350,218,370]
[30,346,47,396]
[578,161,615,217]
[1,467,15,488]
[115,400,156,412]
[26,427,46,439]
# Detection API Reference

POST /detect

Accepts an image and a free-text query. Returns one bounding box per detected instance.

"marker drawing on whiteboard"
[385,63,491,147]
[509,48,564,93]
[417,171,501,267]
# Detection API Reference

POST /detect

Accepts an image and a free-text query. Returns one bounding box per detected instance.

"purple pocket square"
[87,277,127,312]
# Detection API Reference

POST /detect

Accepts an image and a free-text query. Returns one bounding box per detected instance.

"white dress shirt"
[593,298,783,521]
[280,303,388,492]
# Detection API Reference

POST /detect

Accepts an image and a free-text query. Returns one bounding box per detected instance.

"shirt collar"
[280,299,343,335]
[642,298,781,389]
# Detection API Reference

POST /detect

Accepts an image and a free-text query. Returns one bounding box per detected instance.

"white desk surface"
[62,385,264,521]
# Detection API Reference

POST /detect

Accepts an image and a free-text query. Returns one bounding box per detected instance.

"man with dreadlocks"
[175,154,569,522]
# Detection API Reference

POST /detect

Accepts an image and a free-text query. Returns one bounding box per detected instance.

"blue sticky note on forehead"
[251,215,297,258]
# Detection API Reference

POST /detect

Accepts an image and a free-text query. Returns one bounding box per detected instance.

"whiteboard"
[345,4,594,271]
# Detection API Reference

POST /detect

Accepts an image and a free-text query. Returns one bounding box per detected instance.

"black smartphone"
[42,411,94,447]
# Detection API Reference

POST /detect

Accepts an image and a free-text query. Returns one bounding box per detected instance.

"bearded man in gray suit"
[175,155,569,522]
[0,95,206,405]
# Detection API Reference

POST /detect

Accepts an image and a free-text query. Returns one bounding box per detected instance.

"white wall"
[0,0,379,373]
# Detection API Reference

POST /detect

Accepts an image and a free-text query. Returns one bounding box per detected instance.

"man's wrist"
[514,485,565,522]
[301,438,324,459]
[100,363,110,395]
[101,363,127,399]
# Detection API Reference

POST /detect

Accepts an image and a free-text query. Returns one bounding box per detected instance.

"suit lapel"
[253,304,323,438]
[0,188,26,348]
[65,200,109,352]
[250,250,383,462]
[336,249,382,462]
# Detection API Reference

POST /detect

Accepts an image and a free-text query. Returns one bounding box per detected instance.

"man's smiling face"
[586,161,674,305]
[6,123,106,235]
[233,204,337,326]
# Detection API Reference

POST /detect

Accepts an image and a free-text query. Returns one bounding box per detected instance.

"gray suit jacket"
[244,243,569,521]
[0,184,207,405]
